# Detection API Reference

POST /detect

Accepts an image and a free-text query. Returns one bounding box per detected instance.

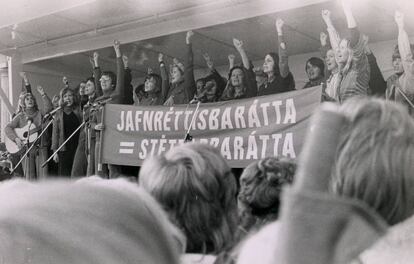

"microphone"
[44,102,67,119]
[91,97,112,107]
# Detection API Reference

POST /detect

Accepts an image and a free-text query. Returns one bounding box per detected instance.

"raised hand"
[19,72,29,85]
[113,40,121,58]
[62,77,68,87]
[93,51,99,62]
[276,18,284,34]
[19,72,27,80]
[186,30,194,44]
[147,67,153,74]
[122,55,129,68]
[233,38,244,50]
[321,10,331,24]
[320,32,328,46]
[203,53,213,69]
[36,85,45,96]
[158,53,164,63]
[395,11,404,29]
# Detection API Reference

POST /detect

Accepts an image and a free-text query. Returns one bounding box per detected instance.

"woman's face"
[336,39,350,64]
[85,80,95,95]
[393,57,404,74]
[171,67,183,84]
[205,80,218,100]
[263,54,275,74]
[325,49,338,71]
[24,94,35,109]
[79,82,86,96]
[63,91,74,106]
[231,68,244,87]
[306,62,322,81]
[144,77,157,92]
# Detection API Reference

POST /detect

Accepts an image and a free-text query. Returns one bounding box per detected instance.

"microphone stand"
[25,122,32,179]
[11,118,54,175]
[42,120,86,168]
[184,101,200,142]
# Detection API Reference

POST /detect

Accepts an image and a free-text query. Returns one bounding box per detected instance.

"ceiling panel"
[21,0,414,84]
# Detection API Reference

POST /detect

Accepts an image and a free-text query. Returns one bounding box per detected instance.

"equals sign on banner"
[119,142,135,154]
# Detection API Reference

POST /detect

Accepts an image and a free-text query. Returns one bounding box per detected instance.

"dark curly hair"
[238,156,296,232]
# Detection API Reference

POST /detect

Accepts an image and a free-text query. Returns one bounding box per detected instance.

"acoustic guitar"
[5,123,41,154]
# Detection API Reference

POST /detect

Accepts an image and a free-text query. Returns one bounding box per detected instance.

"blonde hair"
[58,87,78,108]
[338,39,354,74]
[0,178,182,264]
[331,98,414,225]
[139,143,238,254]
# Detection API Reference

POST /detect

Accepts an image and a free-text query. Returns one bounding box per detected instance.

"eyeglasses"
[100,77,111,83]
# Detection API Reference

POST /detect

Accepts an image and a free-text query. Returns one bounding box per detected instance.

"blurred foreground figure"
[0,178,182,264]
[239,97,414,264]
[139,143,238,255]
[238,157,296,236]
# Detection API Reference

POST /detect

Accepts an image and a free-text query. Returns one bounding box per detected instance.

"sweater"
[338,28,371,103]
[160,43,196,105]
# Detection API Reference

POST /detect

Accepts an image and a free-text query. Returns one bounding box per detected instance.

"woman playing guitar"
[4,73,52,180]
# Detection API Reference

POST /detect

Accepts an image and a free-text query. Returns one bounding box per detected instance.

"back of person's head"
[139,143,238,254]
[238,157,296,232]
[0,178,181,264]
[331,98,414,225]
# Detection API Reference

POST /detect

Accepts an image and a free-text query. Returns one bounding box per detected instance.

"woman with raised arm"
[258,18,295,96]
[71,52,104,178]
[92,40,125,178]
[220,38,257,101]
[386,11,414,114]
[122,55,135,105]
[5,78,52,180]
[160,31,196,106]
[319,31,340,101]
[133,55,164,106]
[191,53,226,103]
[321,2,370,103]
[51,88,81,177]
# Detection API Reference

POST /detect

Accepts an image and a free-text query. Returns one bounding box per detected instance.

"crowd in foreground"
[0,95,414,263]
[2,1,413,181]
